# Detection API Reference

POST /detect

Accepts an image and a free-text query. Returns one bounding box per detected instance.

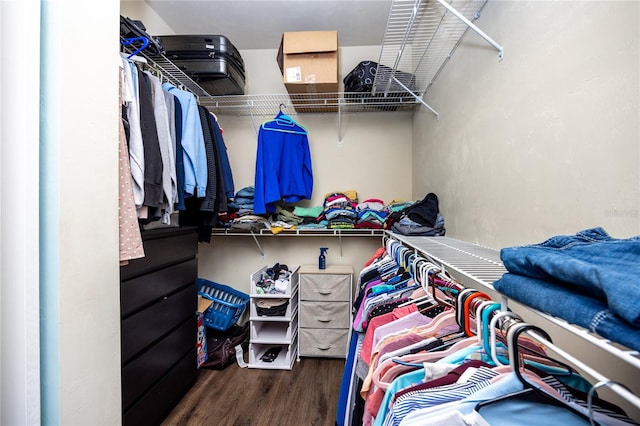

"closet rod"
[525,329,640,410]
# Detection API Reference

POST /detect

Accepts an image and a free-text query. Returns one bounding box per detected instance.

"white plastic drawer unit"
[298,265,353,359]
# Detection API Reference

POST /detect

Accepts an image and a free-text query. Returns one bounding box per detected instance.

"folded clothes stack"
[493,227,640,351]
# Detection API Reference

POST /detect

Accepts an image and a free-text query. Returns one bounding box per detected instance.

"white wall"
[413,0,640,247]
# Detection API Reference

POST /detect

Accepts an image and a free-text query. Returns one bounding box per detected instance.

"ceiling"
[145,0,393,50]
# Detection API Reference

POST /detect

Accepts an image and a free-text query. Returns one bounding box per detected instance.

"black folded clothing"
[256,298,289,316]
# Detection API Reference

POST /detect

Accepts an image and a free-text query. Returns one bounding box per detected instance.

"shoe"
[260,346,282,362]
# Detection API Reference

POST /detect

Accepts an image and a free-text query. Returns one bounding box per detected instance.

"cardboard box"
[277,31,339,112]
[196,296,214,368]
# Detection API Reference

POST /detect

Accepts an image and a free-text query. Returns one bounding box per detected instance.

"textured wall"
[412,1,639,248]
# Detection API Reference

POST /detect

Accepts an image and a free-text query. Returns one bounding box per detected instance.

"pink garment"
[369,311,434,362]
[360,304,422,366]
[118,69,144,263]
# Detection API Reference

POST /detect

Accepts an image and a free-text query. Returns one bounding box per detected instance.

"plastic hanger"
[121,36,149,59]
[476,323,595,423]
[489,310,522,366]
[261,106,308,135]
[475,300,501,354]
[462,291,491,337]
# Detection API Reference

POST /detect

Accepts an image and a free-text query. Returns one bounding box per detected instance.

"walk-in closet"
[1,0,638,425]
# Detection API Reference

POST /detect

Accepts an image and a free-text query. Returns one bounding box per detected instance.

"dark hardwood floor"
[162,358,345,426]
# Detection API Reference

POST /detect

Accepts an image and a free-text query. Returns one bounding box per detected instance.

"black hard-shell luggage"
[175,58,245,95]
[157,35,246,95]
[158,35,245,73]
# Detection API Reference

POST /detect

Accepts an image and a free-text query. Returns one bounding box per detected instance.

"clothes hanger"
[476,322,595,423]
[462,291,491,337]
[489,310,522,366]
[261,104,308,135]
[121,36,149,59]
[455,288,478,329]
[475,300,501,354]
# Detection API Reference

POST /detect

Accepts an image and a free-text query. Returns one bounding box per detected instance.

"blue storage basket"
[197,279,249,331]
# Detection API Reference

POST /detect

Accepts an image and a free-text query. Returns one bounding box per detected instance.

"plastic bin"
[197,279,249,331]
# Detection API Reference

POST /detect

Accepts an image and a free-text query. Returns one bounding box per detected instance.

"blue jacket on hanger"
[254,111,313,214]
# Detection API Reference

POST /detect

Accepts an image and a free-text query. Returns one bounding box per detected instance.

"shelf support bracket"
[437,0,504,61]
[337,103,343,146]
[392,77,439,119]
[250,231,265,257]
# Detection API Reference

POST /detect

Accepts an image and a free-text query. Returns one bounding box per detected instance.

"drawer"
[121,282,197,363]
[299,328,348,358]
[121,258,197,317]
[299,273,351,301]
[121,229,198,280]
[122,317,196,410]
[123,348,197,426]
[299,301,350,329]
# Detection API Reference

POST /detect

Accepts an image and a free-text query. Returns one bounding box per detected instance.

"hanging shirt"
[162,82,208,198]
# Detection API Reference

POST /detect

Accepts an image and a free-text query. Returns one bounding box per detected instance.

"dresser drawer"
[121,229,198,280]
[121,258,197,317]
[121,282,197,363]
[299,301,351,328]
[299,273,351,301]
[299,328,348,357]
[122,317,196,410]
[123,348,197,426]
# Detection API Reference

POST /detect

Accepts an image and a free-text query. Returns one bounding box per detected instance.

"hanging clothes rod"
[525,328,640,410]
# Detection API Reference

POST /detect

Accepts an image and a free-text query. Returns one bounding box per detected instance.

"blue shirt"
[162,83,207,197]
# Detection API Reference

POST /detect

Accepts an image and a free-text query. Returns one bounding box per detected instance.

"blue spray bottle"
[319,247,328,270]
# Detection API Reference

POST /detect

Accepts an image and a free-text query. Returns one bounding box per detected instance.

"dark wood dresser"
[120,227,198,426]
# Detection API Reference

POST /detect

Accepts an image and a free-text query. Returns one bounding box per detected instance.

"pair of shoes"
[260,346,282,363]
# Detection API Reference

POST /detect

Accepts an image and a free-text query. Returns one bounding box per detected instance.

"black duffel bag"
[343,60,416,94]
[200,322,249,370]
[343,61,417,110]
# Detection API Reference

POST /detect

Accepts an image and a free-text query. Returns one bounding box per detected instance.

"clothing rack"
[380,231,640,412]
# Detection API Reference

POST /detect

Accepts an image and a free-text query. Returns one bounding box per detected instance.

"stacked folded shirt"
[323,192,358,229]
[355,198,388,229]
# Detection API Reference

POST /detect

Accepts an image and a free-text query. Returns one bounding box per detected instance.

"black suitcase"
[174,58,245,96]
[158,35,245,73]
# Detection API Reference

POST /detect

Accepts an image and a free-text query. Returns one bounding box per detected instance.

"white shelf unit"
[248,265,300,370]
[384,231,640,411]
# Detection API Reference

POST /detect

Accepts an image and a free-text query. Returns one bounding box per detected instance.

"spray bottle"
[319,247,328,270]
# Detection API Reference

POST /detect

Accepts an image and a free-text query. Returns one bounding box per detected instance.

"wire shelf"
[121,0,499,117]
[384,232,640,374]
[374,0,489,96]
[198,92,419,116]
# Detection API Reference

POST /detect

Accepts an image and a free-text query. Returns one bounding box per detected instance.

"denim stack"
[493,227,640,351]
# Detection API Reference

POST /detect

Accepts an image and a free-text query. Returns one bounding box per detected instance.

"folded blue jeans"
[493,272,640,352]
[500,227,640,326]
